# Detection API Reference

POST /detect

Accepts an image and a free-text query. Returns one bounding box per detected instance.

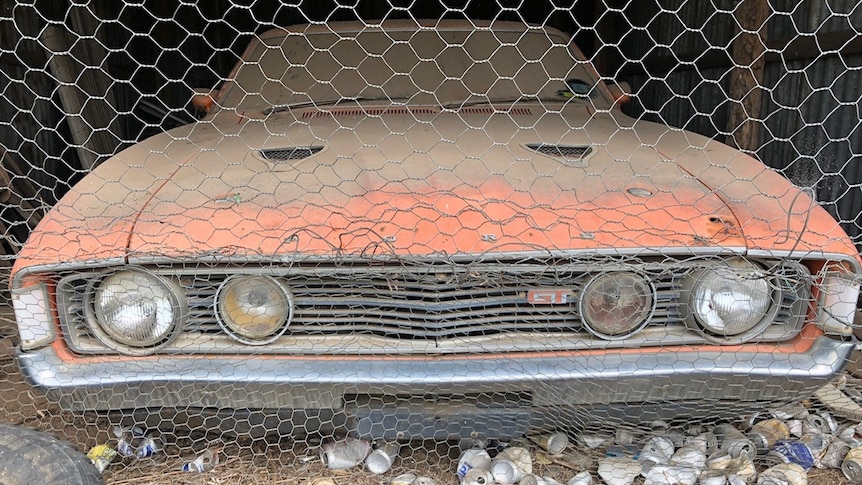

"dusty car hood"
[128,106,744,258]
[14,105,857,270]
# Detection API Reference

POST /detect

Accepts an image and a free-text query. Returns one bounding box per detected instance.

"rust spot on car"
[706,214,742,236]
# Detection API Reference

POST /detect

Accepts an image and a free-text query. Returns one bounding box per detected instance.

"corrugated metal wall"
[621,0,862,248]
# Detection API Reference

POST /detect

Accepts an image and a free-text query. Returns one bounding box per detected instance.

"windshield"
[220,25,611,111]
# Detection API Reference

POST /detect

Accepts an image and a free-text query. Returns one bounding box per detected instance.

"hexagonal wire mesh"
[1,1,862,484]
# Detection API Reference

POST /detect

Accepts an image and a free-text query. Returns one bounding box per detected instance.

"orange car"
[10,20,861,438]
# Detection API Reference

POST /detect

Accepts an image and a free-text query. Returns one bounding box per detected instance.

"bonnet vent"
[301,106,534,119]
[525,144,592,162]
[259,146,323,161]
[303,107,439,119]
[459,106,532,116]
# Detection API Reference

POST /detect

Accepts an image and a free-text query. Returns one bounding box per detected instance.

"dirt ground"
[0,303,857,484]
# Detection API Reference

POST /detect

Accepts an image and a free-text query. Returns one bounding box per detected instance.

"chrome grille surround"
[55,257,810,356]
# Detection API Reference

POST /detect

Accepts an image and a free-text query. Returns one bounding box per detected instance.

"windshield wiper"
[442,96,573,110]
[264,96,413,115]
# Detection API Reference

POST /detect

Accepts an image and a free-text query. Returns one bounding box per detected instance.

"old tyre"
[0,423,102,485]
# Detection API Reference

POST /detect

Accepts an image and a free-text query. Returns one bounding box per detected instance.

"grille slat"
[293,307,577,327]
[289,320,578,338]
[294,295,540,312]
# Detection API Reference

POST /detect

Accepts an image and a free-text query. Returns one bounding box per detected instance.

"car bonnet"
[125,106,753,259]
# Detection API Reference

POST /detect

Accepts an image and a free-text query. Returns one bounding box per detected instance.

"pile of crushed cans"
[317,401,862,485]
[85,400,862,484]
[86,425,219,474]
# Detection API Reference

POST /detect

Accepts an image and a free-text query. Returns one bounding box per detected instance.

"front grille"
[55,258,809,356]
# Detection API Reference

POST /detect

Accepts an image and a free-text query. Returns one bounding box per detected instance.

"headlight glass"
[216,275,294,345]
[686,259,774,339]
[92,269,182,350]
[580,272,654,339]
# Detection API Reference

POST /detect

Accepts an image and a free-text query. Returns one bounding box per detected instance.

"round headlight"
[683,259,775,341]
[580,272,655,339]
[90,269,183,353]
[215,275,293,345]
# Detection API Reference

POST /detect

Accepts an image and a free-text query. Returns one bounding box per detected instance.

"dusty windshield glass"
[222,27,609,110]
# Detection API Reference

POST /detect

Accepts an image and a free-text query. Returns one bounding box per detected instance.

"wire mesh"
[1,1,862,484]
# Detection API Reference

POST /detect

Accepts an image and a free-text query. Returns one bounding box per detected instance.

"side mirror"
[191,88,216,112]
[608,81,632,105]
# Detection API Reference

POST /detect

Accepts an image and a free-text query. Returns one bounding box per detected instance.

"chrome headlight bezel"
[579,271,656,340]
[215,274,295,346]
[681,258,779,344]
[85,267,186,356]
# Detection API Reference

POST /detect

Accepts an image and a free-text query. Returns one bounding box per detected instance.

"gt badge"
[527,288,572,305]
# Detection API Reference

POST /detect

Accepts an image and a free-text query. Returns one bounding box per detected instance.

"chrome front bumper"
[17,336,855,414]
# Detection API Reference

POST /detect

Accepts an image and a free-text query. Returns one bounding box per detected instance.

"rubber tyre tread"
[0,423,102,485]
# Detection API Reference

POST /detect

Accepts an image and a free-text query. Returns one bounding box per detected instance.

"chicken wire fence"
[1,1,862,484]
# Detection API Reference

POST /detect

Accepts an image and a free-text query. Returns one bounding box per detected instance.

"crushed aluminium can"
[135,436,159,458]
[842,447,862,483]
[713,424,756,460]
[685,432,718,455]
[320,437,371,470]
[748,419,790,452]
[86,444,117,473]
[113,425,159,458]
[821,438,851,469]
[757,463,808,485]
[534,432,569,455]
[391,474,418,485]
[766,440,815,471]
[606,444,640,458]
[462,467,494,485]
[669,445,706,469]
[113,426,144,457]
[457,448,492,478]
[639,436,675,471]
[803,413,838,436]
[366,441,400,474]
[182,448,220,472]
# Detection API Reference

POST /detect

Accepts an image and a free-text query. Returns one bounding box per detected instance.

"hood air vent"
[526,144,592,163]
[259,146,323,161]
[302,106,534,119]
[303,107,438,119]
[459,107,532,116]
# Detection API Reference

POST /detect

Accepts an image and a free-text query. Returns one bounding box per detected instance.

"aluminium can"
[766,440,815,471]
[842,447,862,483]
[821,438,851,470]
[713,424,756,460]
[747,419,790,452]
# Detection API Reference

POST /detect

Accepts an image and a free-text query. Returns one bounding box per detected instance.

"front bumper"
[18,336,854,413]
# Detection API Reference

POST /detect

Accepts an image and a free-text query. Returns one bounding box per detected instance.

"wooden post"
[0,148,45,257]
[0,147,45,227]
[725,0,770,152]
[39,3,120,171]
